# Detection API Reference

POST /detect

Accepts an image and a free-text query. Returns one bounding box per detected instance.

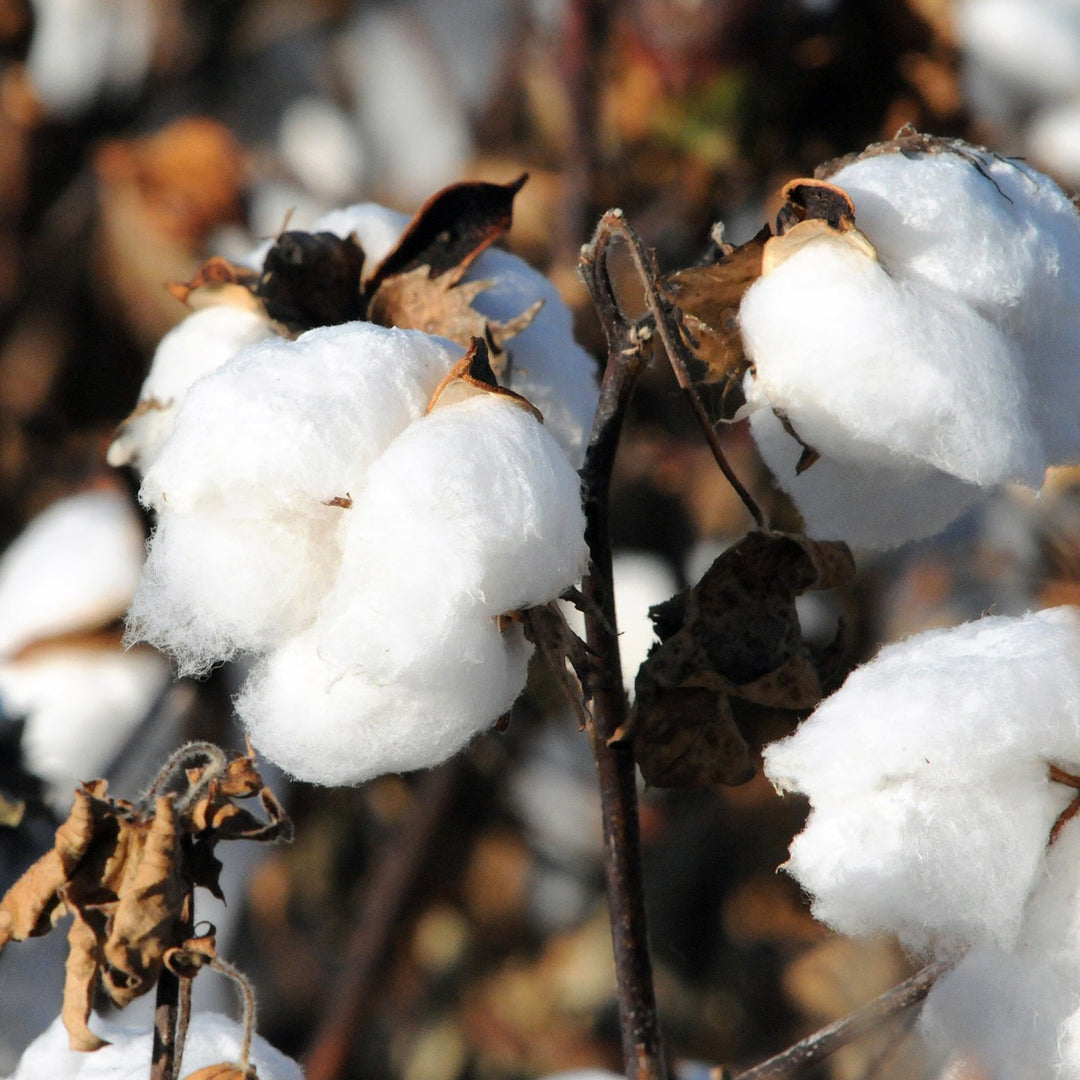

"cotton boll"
[765,607,1080,953]
[0,491,145,659]
[6,1011,303,1080]
[469,248,599,467]
[2,646,169,811]
[108,307,276,472]
[126,502,343,673]
[278,96,367,204]
[316,394,587,684]
[302,205,599,465]
[238,620,531,785]
[748,406,984,548]
[140,323,461,513]
[740,230,1042,487]
[1027,99,1080,186]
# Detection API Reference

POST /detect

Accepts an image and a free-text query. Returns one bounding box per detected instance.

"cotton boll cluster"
[4,1011,302,1080]
[764,607,1080,955]
[740,143,1080,548]
[128,318,588,785]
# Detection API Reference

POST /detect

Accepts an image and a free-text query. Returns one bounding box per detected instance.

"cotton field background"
[4,1,1080,1078]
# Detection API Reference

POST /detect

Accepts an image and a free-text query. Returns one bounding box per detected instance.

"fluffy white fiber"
[0,490,145,658]
[295,201,599,468]
[5,1011,302,1080]
[764,606,1080,955]
[107,306,275,473]
[741,144,1080,547]
[127,314,588,784]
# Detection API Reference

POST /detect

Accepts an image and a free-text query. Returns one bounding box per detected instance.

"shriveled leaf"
[369,263,540,355]
[62,909,108,1051]
[628,532,854,788]
[257,230,365,332]
[366,174,527,291]
[623,686,754,788]
[520,601,596,728]
[426,337,542,418]
[103,796,184,1006]
[660,225,769,387]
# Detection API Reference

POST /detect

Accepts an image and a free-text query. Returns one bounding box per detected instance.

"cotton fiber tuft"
[764,606,1080,954]
[741,142,1080,547]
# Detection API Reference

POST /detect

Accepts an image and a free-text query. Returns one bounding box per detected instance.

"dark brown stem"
[302,764,462,1080]
[578,211,667,1080]
[726,957,955,1080]
[150,891,193,1080]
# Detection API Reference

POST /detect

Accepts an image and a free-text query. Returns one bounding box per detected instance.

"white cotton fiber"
[764,607,1080,953]
[0,491,145,658]
[237,620,531,785]
[304,204,600,465]
[5,1011,302,1080]
[741,141,1080,547]
[316,394,586,683]
[107,306,276,473]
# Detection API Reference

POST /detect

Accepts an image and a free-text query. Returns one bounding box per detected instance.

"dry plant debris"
[624,531,854,788]
[0,742,291,1051]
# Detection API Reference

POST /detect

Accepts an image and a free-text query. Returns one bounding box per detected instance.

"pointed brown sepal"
[366,174,528,293]
[425,337,543,420]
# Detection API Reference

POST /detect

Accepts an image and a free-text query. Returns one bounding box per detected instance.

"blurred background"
[2,0,1080,1077]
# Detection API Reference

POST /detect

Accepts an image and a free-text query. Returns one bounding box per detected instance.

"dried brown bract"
[623,531,854,788]
[0,743,291,1050]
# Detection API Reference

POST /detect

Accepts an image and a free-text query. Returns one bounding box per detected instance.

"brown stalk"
[725,957,955,1080]
[578,210,667,1080]
[150,888,193,1080]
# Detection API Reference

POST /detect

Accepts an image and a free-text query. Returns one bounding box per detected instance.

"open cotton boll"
[300,203,599,466]
[316,393,587,683]
[125,503,343,673]
[764,607,1080,954]
[140,323,461,513]
[0,491,144,658]
[740,235,1041,487]
[237,621,531,785]
[828,147,1080,463]
[748,407,984,548]
[6,1011,303,1080]
[107,306,276,473]
[2,646,169,812]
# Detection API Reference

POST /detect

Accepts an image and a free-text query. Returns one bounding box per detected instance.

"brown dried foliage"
[0,744,291,1051]
[623,531,854,788]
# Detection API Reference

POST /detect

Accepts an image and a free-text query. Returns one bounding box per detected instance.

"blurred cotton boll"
[741,141,1080,548]
[5,1011,303,1080]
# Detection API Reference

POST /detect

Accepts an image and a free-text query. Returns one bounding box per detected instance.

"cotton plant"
[764,607,1080,1077]
[728,132,1080,548]
[112,177,595,786]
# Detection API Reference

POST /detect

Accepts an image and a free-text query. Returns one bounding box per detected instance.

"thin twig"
[725,957,955,1080]
[578,210,667,1080]
[302,763,463,1080]
[150,889,193,1080]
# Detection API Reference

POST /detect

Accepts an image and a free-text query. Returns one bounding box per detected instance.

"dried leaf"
[257,230,365,332]
[183,1065,256,1080]
[369,263,541,355]
[62,910,107,1051]
[425,337,542,419]
[520,601,596,729]
[659,225,770,387]
[628,532,854,788]
[366,174,528,291]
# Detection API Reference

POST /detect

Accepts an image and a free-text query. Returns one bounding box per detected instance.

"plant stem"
[579,212,667,1080]
[150,890,193,1080]
[726,957,955,1080]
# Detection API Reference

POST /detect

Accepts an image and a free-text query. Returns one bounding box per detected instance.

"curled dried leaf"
[627,532,854,788]
[519,600,596,729]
